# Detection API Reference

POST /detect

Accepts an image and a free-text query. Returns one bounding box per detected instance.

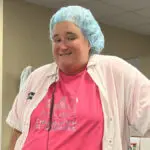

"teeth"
[60,52,72,56]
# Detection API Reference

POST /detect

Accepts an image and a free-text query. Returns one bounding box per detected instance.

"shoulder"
[89,54,127,67]
[89,54,137,76]
[31,62,57,78]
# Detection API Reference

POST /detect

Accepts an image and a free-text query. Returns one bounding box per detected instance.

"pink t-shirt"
[22,68,104,150]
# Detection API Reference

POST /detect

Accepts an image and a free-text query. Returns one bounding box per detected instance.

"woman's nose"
[58,41,68,50]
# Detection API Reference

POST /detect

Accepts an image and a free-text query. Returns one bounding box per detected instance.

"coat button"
[108,139,113,144]
[109,117,112,121]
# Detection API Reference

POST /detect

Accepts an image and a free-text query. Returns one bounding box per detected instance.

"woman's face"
[52,21,90,74]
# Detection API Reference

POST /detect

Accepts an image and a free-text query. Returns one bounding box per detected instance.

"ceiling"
[25,0,150,36]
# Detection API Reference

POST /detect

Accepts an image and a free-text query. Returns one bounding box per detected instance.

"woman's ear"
[88,42,91,52]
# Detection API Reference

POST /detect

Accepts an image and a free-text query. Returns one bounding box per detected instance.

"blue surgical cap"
[49,6,105,54]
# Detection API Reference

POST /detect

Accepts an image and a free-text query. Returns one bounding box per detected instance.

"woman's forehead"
[52,21,82,36]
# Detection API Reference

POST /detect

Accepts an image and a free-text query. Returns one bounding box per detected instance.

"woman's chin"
[58,62,73,70]
[58,59,73,67]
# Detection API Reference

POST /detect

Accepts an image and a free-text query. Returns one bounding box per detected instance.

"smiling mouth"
[59,52,72,56]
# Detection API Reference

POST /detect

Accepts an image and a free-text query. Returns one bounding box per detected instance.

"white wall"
[0,0,3,149]
[140,138,150,150]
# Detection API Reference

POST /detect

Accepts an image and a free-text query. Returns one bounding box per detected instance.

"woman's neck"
[60,64,87,75]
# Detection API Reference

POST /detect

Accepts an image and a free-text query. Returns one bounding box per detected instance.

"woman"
[7,5,150,150]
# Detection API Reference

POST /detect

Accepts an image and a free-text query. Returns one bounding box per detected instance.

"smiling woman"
[6,5,150,150]
[52,21,90,75]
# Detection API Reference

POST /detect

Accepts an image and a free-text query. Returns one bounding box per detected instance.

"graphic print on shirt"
[35,95,78,131]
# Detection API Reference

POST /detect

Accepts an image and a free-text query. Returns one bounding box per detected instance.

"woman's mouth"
[59,52,72,56]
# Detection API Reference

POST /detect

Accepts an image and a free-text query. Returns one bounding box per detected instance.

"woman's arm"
[9,128,22,150]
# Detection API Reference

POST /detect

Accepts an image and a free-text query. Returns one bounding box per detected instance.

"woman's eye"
[54,38,61,43]
[67,36,76,41]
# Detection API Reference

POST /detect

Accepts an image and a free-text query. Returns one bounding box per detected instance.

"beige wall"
[101,24,150,58]
[139,56,150,78]
[2,1,150,150]
[101,24,150,78]
[0,0,3,149]
[3,1,53,149]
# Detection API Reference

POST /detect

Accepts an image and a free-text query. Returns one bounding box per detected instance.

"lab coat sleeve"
[128,73,150,137]
[19,66,33,91]
[6,73,33,132]
[112,57,150,136]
